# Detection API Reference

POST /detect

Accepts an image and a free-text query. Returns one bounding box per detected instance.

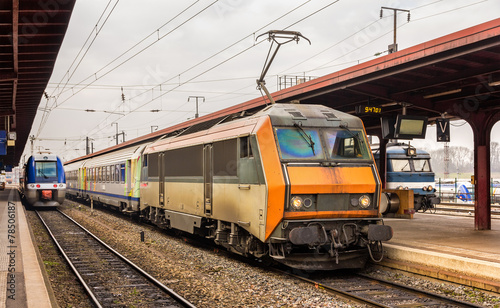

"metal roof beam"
[11,0,19,130]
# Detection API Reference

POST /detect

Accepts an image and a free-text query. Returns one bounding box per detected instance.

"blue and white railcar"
[19,154,66,207]
[373,143,440,211]
[65,144,146,212]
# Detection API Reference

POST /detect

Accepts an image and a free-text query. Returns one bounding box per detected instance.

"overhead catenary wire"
[35,0,121,139]
[56,0,339,157]
[35,1,206,142]
[51,0,214,110]
[57,0,318,154]
[52,0,490,158]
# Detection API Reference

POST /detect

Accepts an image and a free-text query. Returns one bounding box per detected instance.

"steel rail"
[357,273,484,308]
[36,210,103,308]
[37,209,197,308]
[277,268,483,307]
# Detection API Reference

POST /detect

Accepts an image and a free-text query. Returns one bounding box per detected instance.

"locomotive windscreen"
[35,161,58,183]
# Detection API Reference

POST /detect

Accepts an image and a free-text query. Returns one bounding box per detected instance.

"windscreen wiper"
[339,123,363,144]
[40,170,48,179]
[293,123,315,155]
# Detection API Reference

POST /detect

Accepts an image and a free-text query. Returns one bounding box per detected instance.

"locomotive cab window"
[275,127,324,160]
[325,129,371,160]
[35,161,57,183]
[413,159,431,172]
[390,159,412,172]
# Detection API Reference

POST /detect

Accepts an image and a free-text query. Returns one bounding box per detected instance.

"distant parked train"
[19,154,66,207]
[65,103,393,270]
[373,143,440,212]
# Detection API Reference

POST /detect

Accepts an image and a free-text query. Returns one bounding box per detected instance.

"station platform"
[381,213,500,292]
[0,187,53,308]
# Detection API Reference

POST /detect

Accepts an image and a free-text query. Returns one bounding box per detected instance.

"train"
[65,103,393,270]
[372,143,440,212]
[18,154,66,207]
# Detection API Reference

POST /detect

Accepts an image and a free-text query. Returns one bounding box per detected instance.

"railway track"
[36,209,196,308]
[432,203,500,218]
[282,271,484,307]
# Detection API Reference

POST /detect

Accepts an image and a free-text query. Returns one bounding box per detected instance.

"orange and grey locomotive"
[66,103,392,270]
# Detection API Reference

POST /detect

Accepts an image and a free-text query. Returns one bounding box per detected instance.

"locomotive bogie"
[268,218,391,270]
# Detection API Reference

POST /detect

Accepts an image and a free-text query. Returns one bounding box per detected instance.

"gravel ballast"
[27,201,500,307]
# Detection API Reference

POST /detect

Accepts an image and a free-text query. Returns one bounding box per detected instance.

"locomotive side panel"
[254,117,286,241]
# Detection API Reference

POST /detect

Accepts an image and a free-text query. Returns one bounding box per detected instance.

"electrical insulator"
[407,13,411,22]
[380,9,383,18]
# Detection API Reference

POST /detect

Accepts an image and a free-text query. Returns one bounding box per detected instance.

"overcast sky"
[24,0,500,162]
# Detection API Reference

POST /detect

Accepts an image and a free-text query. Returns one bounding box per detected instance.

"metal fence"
[435,178,500,204]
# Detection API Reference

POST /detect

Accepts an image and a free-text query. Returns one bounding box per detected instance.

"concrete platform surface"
[382,213,500,292]
[0,188,53,308]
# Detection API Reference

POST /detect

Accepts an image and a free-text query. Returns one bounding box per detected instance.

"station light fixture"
[423,89,461,99]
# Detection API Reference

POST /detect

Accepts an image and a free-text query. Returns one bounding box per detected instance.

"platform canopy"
[0,0,76,168]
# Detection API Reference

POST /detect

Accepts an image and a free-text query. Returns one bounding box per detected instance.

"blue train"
[19,154,66,207]
[373,143,440,212]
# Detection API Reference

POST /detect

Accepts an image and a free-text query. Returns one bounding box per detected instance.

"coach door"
[203,144,213,216]
[158,153,165,206]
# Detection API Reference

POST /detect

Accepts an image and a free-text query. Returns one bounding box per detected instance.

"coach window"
[142,155,148,180]
[120,163,125,183]
[115,164,120,183]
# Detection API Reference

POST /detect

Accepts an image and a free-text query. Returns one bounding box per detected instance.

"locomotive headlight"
[422,186,428,191]
[427,185,433,191]
[290,196,303,210]
[359,195,371,208]
[29,184,35,188]
[303,197,313,208]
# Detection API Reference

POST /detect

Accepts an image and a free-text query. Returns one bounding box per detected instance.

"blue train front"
[19,154,66,207]
[373,143,440,211]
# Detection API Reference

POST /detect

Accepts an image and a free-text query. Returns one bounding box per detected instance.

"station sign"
[355,105,382,115]
[436,118,450,142]
[0,131,6,155]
